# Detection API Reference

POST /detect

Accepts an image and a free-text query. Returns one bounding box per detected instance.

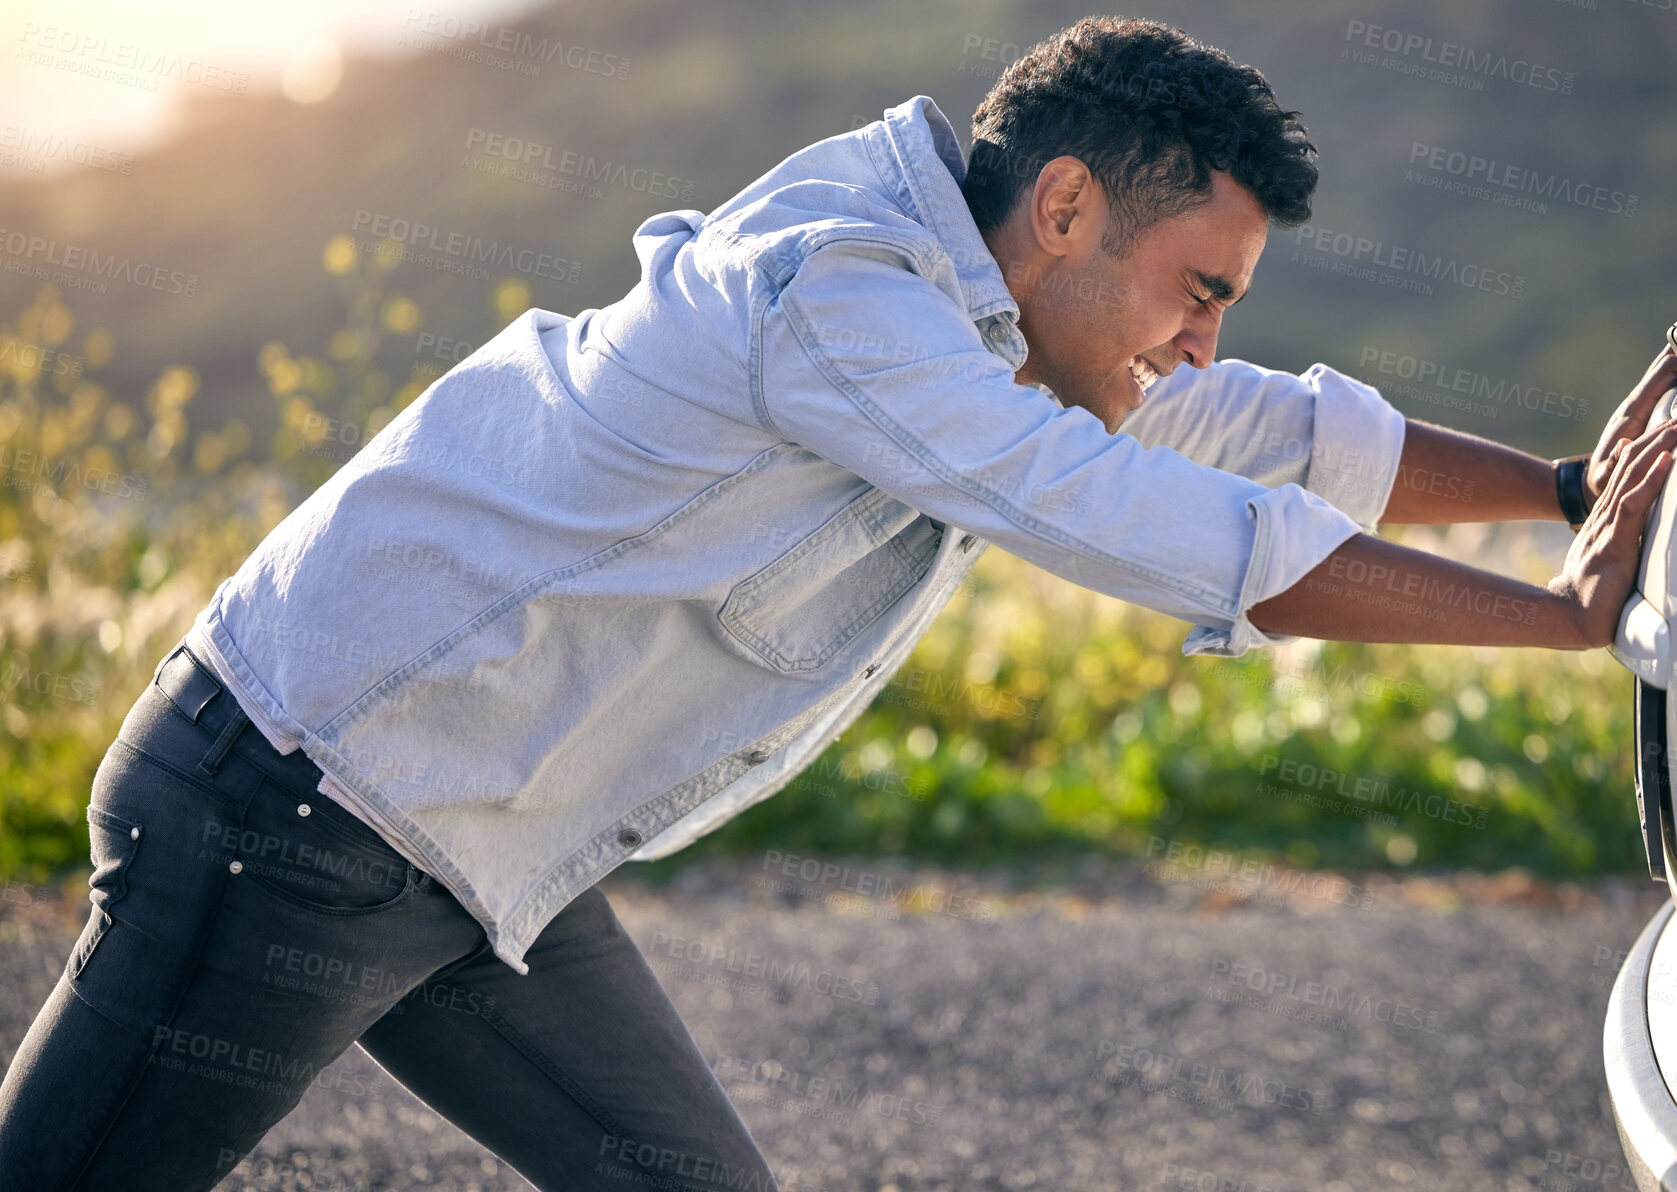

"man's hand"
[1548,417,1677,649]
[1583,341,1677,515]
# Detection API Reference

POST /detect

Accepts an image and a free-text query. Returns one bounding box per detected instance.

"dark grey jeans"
[0,644,780,1192]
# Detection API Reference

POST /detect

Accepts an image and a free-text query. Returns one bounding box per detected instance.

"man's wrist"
[1553,453,1591,530]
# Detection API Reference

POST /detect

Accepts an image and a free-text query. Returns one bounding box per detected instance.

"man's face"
[984,161,1271,432]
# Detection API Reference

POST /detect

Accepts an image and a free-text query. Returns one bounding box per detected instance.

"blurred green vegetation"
[0,247,1650,891]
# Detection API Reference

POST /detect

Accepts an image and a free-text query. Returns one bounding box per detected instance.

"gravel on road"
[1,854,1663,1192]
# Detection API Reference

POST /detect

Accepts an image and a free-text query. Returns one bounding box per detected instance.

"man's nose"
[1175,314,1221,370]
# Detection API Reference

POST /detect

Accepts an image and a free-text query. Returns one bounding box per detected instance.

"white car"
[1604,323,1677,1191]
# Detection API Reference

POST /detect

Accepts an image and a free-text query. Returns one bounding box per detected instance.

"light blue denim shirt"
[182,95,1405,973]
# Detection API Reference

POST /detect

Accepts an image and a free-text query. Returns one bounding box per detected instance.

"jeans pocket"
[224,778,417,916]
[68,805,143,981]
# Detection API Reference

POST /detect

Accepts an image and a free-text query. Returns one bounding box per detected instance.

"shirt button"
[297,803,312,817]
[745,749,770,766]
[129,826,140,841]
[863,664,879,679]
[960,534,977,553]
[985,322,1008,342]
[618,829,644,848]
[228,860,243,874]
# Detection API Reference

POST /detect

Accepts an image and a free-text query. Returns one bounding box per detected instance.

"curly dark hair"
[961,16,1318,258]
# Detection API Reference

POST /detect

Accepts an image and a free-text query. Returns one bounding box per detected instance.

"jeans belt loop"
[197,706,250,778]
[155,642,252,777]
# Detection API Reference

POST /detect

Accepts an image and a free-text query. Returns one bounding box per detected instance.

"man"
[1,14,1671,1192]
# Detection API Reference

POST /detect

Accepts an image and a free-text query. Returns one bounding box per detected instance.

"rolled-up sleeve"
[1120,357,1407,534]
[758,239,1370,658]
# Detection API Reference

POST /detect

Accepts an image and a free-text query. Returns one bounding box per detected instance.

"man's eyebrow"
[1193,271,1246,305]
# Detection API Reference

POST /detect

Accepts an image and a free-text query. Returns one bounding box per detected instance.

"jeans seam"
[241,863,418,918]
[475,1000,633,1141]
[61,863,238,1189]
[107,738,244,809]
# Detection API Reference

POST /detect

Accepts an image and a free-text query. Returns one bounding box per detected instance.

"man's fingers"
[1614,448,1675,535]
[1606,436,1677,527]
[1638,342,1676,383]
[1627,347,1677,413]
[1600,423,1677,512]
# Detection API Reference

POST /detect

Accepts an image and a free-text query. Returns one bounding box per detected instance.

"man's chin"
[1095,394,1136,434]
[1056,390,1129,434]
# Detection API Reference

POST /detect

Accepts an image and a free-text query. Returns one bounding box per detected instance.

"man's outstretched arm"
[1380,418,1565,525]
[1381,345,1677,525]
[1251,417,1677,650]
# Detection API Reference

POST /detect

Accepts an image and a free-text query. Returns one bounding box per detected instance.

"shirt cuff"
[1182,482,1365,659]
[1298,363,1407,533]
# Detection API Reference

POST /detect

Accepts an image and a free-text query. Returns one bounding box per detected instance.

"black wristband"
[1554,454,1591,528]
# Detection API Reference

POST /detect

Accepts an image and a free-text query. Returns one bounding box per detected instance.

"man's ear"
[1029,156,1096,254]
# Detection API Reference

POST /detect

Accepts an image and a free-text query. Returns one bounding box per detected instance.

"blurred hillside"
[1,0,1672,464]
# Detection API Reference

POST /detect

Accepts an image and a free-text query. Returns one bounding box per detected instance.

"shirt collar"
[877,96,1025,361]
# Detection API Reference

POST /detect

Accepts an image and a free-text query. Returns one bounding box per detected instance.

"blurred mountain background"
[5,0,1672,461]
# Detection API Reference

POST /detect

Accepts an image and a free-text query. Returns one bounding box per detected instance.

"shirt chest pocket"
[719,487,943,673]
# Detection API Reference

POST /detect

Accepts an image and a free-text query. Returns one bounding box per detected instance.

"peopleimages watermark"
[1591,942,1633,989]
[230,610,404,677]
[1231,648,1427,706]
[958,31,1186,103]
[0,444,147,501]
[756,850,997,923]
[0,123,133,174]
[957,32,1024,79]
[1142,835,1375,910]
[0,227,197,297]
[199,819,410,900]
[1206,955,1443,1033]
[1258,755,1489,828]
[1,878,56,906]
[217,1151,396,1192]
[1341,19,1575,95]
[1001,258,1140,316]
[364,536,519,595]
[348,208,582,285]
[0,337,84,378]
[261,942,406,1007]
[296,411,378,465]
[881,663,1041,723]
[399,10,630,80]
[1353,345,1590,424]
[462,128,695,201]
[1288,223,1524,299]
[17,23,250,94]
[1254,773,1398,828]
[1096,1039,1331,1114]
[1157,1163,1284,1192]
[595,1132,803,1192]
[712,1054,944,1127]
[1406,142,1637,218]
[1541,1148,1639,1192]
[1314,553,1541,630]
[152,1026,323,1096]
[1,653,99,706]
[788,752,928,802]
[646,930,879,1005]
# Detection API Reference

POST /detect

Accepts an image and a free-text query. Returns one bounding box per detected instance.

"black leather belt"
[154,642,252,778]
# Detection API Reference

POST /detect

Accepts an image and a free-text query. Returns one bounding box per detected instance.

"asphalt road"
[1,854,1665,1192]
